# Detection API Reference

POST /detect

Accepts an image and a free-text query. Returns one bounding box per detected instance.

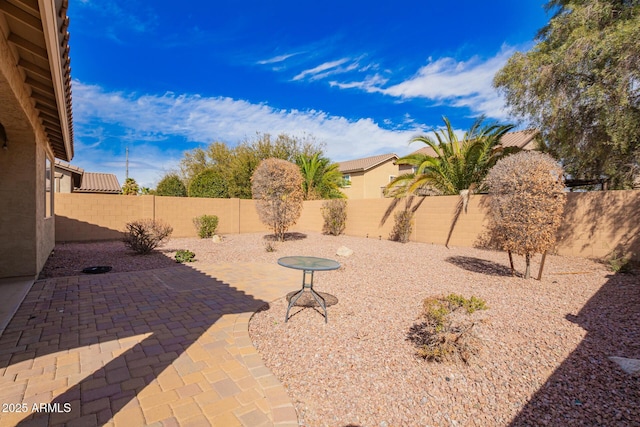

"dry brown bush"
[484,151,566,278]
[389,210,413,243]
[123,219,173,254]
[321,199,347,236]
[251,158,304,241]
[408,294,487,364]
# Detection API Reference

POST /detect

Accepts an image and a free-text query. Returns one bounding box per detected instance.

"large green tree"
[494,0,640,188]
[384,116,515,246]
[178,133,324,199]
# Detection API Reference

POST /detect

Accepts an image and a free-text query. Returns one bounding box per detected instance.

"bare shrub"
[123,219,173,254]
[322,199,347,236]
[408,294,488,364]
[251,158,304,241]
[484,151,566,279]
[389,210,413,243]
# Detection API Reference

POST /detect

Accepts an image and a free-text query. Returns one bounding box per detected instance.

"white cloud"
[292,58,351,81]
[332,47,517,119]
[71,80,431,187]
[330,73,389,91]
[257,52,301,65]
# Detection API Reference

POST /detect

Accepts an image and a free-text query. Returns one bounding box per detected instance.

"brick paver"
[0,263,300,426]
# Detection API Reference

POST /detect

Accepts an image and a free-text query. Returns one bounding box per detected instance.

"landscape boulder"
[336,246,353,257]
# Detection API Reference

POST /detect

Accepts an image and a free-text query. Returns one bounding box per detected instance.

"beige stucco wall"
[54,191,640,261]
[340,171,363,199]
[154,196,242,236]
[55,169,75,193]
[342,160,399,199]
[0,25,59,279]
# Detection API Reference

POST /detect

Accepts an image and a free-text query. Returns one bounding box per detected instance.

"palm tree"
[297,153,345,200]
[121,177,140,196]
[383,116,516,246]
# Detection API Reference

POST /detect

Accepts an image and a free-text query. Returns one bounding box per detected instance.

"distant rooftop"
[54,160,120,194]
[75,172,121,194]
[338,153,398,173]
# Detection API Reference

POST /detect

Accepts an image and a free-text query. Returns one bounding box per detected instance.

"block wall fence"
[55,191,640,260]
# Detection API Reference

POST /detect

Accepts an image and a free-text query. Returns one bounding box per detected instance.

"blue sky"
[68,0,551,188]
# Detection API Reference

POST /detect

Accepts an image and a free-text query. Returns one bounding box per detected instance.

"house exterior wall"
[342,160,400,199]
[0,32,55,279]
[340,171,364,199]
[53,191,640,261]
[55,169,75,193]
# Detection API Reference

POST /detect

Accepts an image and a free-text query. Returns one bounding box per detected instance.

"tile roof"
[54,159,84,175]
[75,172,121,194]
[410,146,438,157]
[499,129,539,149]
[338,153,398,173]
[410,129,539,156]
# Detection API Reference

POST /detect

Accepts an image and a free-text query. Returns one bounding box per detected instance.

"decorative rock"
[608,356,640,376]
[211,235,224,243]
[336,246,353,257]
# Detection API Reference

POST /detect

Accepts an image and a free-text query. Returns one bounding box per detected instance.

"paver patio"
[0,263,301,426]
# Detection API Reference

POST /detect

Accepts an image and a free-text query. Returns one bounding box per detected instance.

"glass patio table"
[277,256,340,323]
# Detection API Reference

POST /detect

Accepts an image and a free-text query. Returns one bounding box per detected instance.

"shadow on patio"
[0,261,295,426]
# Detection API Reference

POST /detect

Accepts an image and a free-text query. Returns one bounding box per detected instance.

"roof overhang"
[0,0,74,160]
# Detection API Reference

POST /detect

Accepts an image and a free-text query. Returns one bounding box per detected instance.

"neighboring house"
[52,159,82,193]
[0,1,73,279]
[54,160,121,194]
[337,130,541,200]
[338,153,399,199]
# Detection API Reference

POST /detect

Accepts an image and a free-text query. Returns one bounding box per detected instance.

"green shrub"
[123,219,173,254]
[175,249,195,263]
[188,169,229,198]
[193,215,219,238]
[607,251,635,274]
[409,294,488,364]
[389,210,413,243]
[445,293,488,314]
[156,174,187,197]
[321,199,347,236]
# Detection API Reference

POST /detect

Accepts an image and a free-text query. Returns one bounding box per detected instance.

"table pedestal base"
[285,270,327,323]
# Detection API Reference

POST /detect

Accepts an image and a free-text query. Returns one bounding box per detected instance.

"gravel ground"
[42,233,640,426]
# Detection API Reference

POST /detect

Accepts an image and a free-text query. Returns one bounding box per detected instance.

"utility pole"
[125,146,129,180]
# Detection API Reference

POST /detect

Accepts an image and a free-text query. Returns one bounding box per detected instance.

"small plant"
[389,210,413,243]
[193,215,219,238]
[175,249,195,263]
[322,199,347,236]
[408,294,488,364]
[264,241,277,252]
[445,293,488,314]
[421,297,450,332]
[123,219,173,254]
[607,251,635,274]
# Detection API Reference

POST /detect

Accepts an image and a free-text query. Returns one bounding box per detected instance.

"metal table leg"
[285,270,328,323]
